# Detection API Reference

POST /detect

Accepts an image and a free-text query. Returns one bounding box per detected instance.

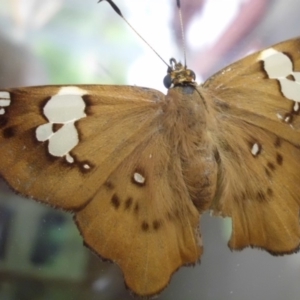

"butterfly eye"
[189,69,196,81]
[163,74,173,88]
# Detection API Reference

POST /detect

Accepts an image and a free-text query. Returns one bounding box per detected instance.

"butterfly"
[1,1,300,297]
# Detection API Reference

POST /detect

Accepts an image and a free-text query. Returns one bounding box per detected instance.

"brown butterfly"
[1,1,300,297]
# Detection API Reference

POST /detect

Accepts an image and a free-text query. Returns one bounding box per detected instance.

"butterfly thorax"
[162,86,218,213]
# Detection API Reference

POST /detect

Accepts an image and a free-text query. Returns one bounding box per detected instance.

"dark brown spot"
[267,188,273,197]
[153,220,161,231]
[256,191,266,202]
[134,203,139,214]
[287,74,295,81]
[111,194,120,209]
[104,180,114,190]
[241,192,246,200]
[267,162,275,171]
[274,137,281,148]
[265,167,272,178]
[2,126,15,138]
[53,123,64,132]
[124,197,133,210]
[276,153,283,165]
[0,117,8,128]
[141,221,149,232]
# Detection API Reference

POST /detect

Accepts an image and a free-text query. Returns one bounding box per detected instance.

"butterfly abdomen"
[162,86,218,213]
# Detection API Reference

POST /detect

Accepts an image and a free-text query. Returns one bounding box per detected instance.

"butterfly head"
[163,58,196,89]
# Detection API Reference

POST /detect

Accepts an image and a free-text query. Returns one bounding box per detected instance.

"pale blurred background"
[1,0,300,299]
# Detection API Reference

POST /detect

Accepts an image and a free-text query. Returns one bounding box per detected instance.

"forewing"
[0,85,162,209]
[202,37,300,254]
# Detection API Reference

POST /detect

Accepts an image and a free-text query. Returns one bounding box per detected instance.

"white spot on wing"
[263,52,292,78]
[277,113,283,120]
[251,143,260,156]
[0,99,11,106]
[66,153,74,163]
[259,48,300,104]
[57,86,88,96]
[0,91,11,115]
[133,172,145,184]
[0,91,10,101]
[83,164,91,170]
[294,102,299,112]
[278,78,300,102]
[42,87,87,124]
[36,123,54,141]
[36,86,88,163]
[257,48,279,61]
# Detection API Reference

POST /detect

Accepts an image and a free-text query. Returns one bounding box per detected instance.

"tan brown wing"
[75,130,201,296]
[0,85,162,209]
[201,37,300,253]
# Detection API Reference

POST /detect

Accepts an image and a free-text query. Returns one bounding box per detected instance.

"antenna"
[99,0,170,68]
[176,0,187,67]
